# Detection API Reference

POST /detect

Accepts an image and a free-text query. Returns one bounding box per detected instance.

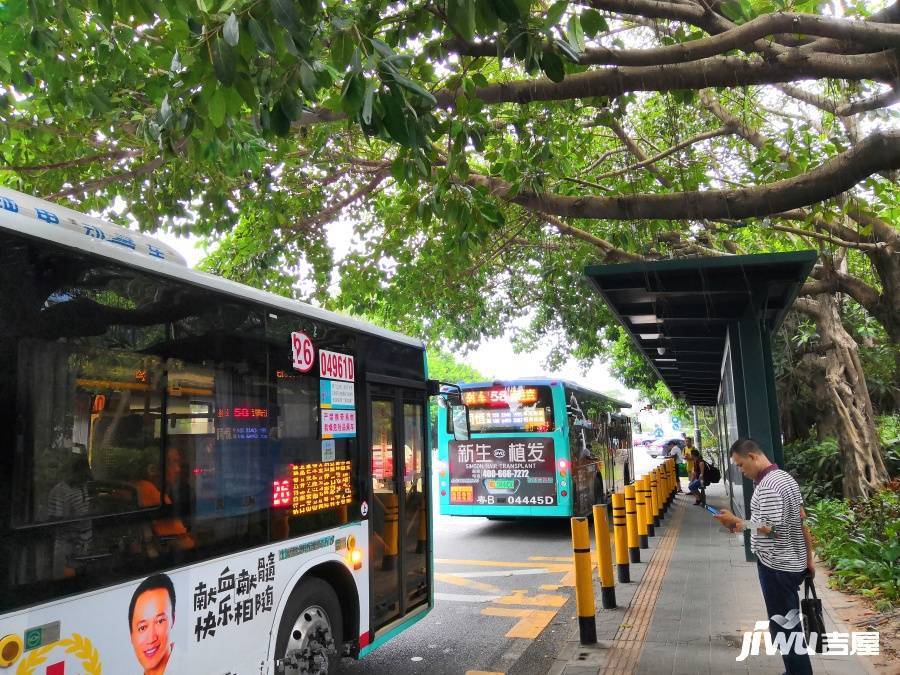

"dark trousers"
[757,561,813,675]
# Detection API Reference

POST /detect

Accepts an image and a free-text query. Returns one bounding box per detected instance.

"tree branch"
[465,130,900,221]
[445,14,900,66]
[288,168,390,234]
[835,83,900,115]
[4,148,143,173]
[592,126,730,182]
[293,51,900,129]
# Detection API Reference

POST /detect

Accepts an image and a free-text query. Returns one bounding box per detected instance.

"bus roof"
[0,187,425,349]
[458,379,631,409]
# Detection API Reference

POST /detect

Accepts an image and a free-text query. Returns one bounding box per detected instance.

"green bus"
[437,380,632,518]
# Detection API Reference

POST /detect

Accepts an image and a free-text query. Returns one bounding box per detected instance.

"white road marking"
[434,592,502,603]
[445,568,552,578]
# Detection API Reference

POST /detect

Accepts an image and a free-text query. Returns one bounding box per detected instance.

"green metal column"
[735,307,782,561]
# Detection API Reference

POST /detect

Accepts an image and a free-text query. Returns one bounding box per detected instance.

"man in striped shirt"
[715,438,815,675]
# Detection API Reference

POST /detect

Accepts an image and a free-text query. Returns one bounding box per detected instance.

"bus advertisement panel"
[447,437,556,507]
[1,529,367,674]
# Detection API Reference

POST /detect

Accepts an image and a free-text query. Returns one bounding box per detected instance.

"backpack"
[704,461,721,485]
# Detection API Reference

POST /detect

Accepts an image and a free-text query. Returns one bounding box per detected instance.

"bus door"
[367,378,429,633]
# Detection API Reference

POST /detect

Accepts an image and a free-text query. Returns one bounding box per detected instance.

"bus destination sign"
[448,437,556,506]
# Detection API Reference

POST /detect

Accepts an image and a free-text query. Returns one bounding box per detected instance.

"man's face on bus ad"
[130,587,174,673]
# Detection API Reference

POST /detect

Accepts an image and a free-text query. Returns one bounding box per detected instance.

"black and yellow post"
[668,458,676,503]
[660,463,670,512]
[610,492,630,585]
[592,503,618,606]
[642,477,655,537]
[651,470,661,525]
[571,517,597,644]
[383,493,399,570]
[624,484,640,563]
[635,477,649,548]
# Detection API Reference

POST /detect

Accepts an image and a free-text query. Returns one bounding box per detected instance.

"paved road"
[341,449,660,675]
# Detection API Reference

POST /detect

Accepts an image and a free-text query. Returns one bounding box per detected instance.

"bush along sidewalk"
[807,482,900,612]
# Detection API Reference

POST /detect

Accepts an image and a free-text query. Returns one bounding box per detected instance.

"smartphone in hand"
[705,504,720,515]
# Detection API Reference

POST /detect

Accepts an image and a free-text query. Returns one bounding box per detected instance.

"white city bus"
[0,188,457,674]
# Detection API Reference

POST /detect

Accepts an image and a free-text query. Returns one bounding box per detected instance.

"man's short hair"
[729,438,762,457]
[128,573,176,630]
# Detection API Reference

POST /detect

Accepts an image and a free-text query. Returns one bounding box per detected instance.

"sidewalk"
[548,483,883,675]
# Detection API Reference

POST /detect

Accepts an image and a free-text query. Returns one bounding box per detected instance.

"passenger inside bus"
[133,447,195,557]
[47,450,94,578]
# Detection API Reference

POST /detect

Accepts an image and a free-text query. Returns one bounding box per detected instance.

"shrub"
[783,435,842,503]
[808,486,900,607]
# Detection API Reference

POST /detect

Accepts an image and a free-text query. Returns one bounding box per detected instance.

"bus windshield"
[461,386,555,433]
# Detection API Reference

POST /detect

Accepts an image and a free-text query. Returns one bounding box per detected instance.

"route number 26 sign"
[291,332,314,372]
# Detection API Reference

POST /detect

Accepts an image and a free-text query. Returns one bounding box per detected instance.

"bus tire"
[276,577,343,675]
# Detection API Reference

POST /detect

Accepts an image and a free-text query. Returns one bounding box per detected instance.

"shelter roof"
[584,251,817,406]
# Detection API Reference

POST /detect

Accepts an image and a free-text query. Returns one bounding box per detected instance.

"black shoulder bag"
[801,575,828,654]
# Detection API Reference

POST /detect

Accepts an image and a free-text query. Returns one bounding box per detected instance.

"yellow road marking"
[528,556,574,562]
[495,591,567,608]
[481,607,560,639]
[540,584,561,591]
[434,573,501,593]
[435,558,570,572]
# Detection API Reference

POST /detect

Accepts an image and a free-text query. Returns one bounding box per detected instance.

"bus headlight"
[350,548,363,570]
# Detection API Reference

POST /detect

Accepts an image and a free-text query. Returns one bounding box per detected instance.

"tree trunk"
[870,247,900,411]
[800,293,889,498]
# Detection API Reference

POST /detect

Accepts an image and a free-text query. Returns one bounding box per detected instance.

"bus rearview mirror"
[450,404,470,442]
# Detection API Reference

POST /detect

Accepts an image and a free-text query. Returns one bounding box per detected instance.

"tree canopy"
[1,0,897,495]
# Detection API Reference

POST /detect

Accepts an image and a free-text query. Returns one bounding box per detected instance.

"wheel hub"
[282,604,336,675]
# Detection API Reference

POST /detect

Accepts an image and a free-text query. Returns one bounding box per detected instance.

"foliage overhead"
[1,0,897,422]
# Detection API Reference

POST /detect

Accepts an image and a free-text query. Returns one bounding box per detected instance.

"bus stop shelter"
[584,251,817,559]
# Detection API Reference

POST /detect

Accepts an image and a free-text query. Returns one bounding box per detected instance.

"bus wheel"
[276,578,343,675]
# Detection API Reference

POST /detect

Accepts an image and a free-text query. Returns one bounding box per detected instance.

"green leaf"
[488,0,520,23]
[340,72,365,114]
[248,18,275,54]
[197,0,211,12]
[277,90,303,120]
[392,74,437,106]
[381,91,411,146]
[544,1,568,27]
[223,12,240,47]
[269,103,291,136]
[361,79,375,124]
[299,61,318,99]
[270,0,302,35]
[580,9,607,37]
[553,37,580,62]
[299,0,317,19]
[208,88,226,127]
[331,31,354,70]
[219,0,239,11]
[211,37,236,85]
[447,0,476,42]
[540,51,565,82]
[566,14,585,52]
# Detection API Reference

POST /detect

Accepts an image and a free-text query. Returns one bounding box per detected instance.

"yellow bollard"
[592,504,617,607]
[661,463,670,512]
[624,484,640,563]
[571,517,597,644]
[641,477,655,537]
[651,469,661,525]
[611,493,630,585]
[635,477,649,548]
[382,493,399,570]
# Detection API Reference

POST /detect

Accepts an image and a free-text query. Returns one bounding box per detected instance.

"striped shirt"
[749,469,807,572]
